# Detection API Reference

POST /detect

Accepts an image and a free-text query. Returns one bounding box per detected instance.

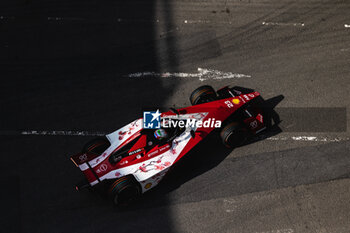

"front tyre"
[220,122,249,148]
[109,176,141,205]
[190,85,217,105]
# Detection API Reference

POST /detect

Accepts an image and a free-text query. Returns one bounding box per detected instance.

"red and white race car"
[70,85,268,205]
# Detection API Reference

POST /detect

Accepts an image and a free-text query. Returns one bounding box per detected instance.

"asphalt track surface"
[1,0,350,232]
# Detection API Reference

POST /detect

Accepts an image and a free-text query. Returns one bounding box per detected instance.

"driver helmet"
[154,129,168,140]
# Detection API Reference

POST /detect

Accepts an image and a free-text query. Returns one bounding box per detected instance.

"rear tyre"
[220,122,249,148]
[82,137,110,154]
[190,85,217,105]
[109,176,141,205]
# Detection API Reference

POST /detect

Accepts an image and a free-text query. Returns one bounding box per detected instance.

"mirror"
[190,130,195,139]
[170,108,179,115]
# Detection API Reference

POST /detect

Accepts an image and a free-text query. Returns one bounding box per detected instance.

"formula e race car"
[70,85,268,205]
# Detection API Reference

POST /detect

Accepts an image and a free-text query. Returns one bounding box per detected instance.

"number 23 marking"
[225,100,234,108]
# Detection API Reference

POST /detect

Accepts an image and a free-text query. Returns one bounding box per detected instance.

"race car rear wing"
[70,152,100,166]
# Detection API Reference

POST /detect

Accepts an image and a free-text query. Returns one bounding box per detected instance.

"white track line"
[0,130,105,136]
[255,229,294,233]
[124,68,251,82]
[262,21,305,27]
[1,130,349,142]
[22,130,105,136]
[47,17,85,21]
[0,16,15,20]
[4,16,350,30]
[0,16,310,28]
[160,28,179,36]
[265,135,349,142]
[184,19,210,24]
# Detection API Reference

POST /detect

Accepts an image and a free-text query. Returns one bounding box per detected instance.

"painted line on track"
[262,21,305,27]
[47,17,86,21]
[0,16,313,28]
[265,135,349,142]
[0,130,105,136]
[1,130,349,142]
[124,68,251,82]
[254,228,294,233]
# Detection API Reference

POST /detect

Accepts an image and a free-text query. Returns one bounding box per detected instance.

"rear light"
[75,181,90,191]
[70,157,78,167]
